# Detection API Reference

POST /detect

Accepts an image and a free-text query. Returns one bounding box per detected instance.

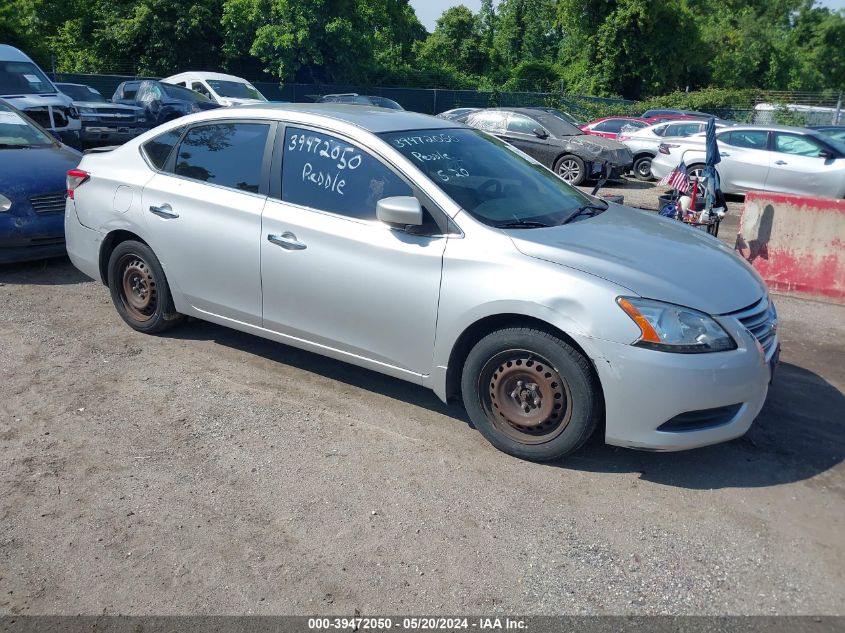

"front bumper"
[0,212,66,263]
[574,320,775,451]
[80,125,146,144]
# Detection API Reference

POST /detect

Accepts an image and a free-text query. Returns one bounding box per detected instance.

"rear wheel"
[555,154,586,186]
[632,155,654,180]
[461,328,601,461]
[107,240,184,334]
[687,163,706,181]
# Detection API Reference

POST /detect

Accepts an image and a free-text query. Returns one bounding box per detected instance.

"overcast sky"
[409,0,845,32]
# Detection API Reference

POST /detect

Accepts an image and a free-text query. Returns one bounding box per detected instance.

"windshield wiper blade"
[495,219,553,229]
[561,203,608,225]
[0,143,32,149]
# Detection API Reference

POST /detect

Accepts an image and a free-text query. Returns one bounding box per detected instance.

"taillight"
[66,169,90,199]
[658,143,679,155]
[618,134,630,141]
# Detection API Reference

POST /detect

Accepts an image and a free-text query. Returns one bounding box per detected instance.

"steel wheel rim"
[118,253,157,322]
[479,349,573,445]
[636,159,652,177]
[558,159,581,183]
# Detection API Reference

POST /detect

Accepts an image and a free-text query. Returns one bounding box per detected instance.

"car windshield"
[161,83,213,103]
[368,96,403,110]
[819,128,845,143]
[0,61,55,95]
[537,108,583,126]
[381,128,597,227]
[58,84,106,103]
[0,106,55,147]
[207,80,266,101]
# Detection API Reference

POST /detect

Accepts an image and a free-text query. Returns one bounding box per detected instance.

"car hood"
[556,134,633,166]
[1,92,74,108]
[0,145,81,202]
[75,101,141,112]
[508,204,766,315]
[219,97,265,106]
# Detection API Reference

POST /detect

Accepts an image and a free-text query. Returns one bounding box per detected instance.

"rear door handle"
[721,152,730,156]
[268,232,307,250]
[149,203,179,219]
[774,160,788,165]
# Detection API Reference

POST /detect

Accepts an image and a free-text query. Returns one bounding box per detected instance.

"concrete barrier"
[735,191,845,303]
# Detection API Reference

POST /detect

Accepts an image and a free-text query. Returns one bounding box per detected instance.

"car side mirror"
[377,196,423,228]
[533,128,548,139]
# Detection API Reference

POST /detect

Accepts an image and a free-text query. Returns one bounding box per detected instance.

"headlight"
[617,297,736,353]
[77,107,96,114]
[0,193,11,212]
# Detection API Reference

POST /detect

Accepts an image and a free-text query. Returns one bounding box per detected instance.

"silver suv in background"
[56,82,146,146]
[0,45,81,147]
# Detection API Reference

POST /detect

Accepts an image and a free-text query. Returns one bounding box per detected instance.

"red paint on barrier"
[737,191,845,304]
[745,191,845,214]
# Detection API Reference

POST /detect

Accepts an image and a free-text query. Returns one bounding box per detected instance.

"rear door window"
[280,127,411,220]
[720,130,769,149]
[173,122,270,193]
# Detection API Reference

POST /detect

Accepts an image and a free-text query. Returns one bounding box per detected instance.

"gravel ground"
[0,183,843,615]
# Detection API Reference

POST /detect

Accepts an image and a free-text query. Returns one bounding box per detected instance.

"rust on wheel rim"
[481,350,573,445]
[118,254,157,322]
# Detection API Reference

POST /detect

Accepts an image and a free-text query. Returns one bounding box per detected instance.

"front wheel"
[107,240,185,333]
[555,154,586,186]
[461,328,601,461]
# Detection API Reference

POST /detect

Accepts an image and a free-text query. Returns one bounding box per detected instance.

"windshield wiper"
[495,219,553,229]
[560,203,608,225]
[0,143,32,149]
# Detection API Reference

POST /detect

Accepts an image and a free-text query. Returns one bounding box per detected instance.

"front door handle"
[774,160,788,165]
[721,152,730,156]
[268,232,307,250]
[149,203,179,219]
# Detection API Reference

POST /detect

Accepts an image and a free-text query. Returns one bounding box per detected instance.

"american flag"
[658,161,690,192]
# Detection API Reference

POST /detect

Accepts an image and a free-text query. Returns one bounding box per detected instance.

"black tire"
[107,240,184,334]
[554,154,586,186]
[460,327,601,462]
[632,155,654,181]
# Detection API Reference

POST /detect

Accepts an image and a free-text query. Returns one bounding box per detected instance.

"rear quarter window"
[142,126,185,170]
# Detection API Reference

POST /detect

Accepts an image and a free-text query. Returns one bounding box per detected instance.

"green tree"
[416,5,486,78]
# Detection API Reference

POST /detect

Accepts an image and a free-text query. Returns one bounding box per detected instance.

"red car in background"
[581,114,707,140]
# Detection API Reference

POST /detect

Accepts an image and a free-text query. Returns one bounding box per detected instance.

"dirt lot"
[1,184,843,615]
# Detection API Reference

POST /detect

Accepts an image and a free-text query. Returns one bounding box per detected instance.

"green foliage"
[1,0,843,102]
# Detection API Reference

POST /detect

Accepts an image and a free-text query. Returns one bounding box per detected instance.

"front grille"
[30,192,67,215]
[24,107,51,128]
[728,296,778,358]
[658,404,743,432]
[52,106,69,127]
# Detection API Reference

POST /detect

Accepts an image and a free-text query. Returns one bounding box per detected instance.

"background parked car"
[437,107,481,122]
[620,119,732,180]
[114,80,221,128]
[651,124,845,198]
[0,45,81,147]
[317,93,404,110]
[0,99,80,262]
[162,71,268,106]
[580,116,650,139]
[810,125,845,143]
[56,82,146,147]
[465,107,632,185]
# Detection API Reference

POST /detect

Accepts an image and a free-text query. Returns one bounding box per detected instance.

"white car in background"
[619,119,730,180]
[162,71,268,107]
[651,125,845,198]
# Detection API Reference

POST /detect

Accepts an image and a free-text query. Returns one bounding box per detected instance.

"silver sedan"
[65,104,778,461]
[651,124,845,198]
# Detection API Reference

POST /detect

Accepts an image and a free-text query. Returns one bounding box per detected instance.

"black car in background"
[465,107,632,185]
[112,80,220,127]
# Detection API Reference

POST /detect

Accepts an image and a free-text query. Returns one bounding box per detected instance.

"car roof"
[0,45,34,62]
[190,103,456,133]
[163,71,252,83]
